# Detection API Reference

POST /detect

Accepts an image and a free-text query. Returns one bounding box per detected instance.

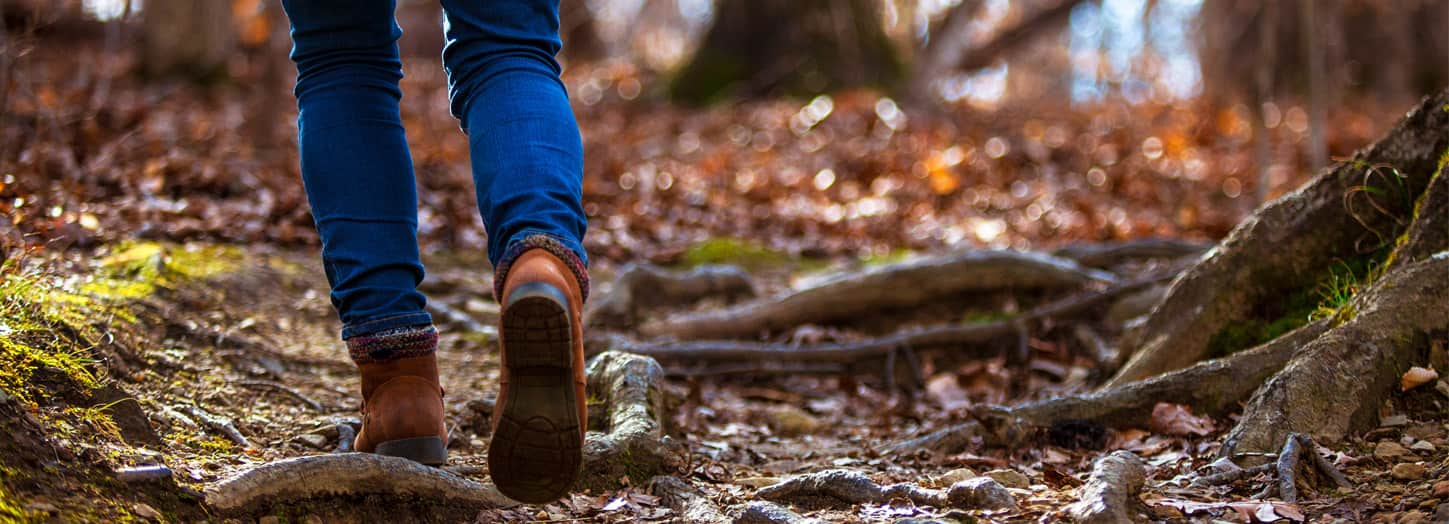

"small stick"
[179,405,251,449]
[116,465,172,482]
[1298,435,1352,489]
[237,380,324,412]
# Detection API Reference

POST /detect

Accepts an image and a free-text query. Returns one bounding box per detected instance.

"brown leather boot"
[489,247,587,504]
[353,353,449,466]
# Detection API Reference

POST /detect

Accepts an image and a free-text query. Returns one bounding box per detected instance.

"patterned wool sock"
[345,324,438,365]
[492,234,590,303]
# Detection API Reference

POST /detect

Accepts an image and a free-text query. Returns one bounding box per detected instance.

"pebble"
[132,503,163,520]
[258,516,281,524]
[1432,480,1449,498]
[983,468,1030,489]
[1436,503,1449,522]
[1375,440,1411,459]
[297,433,328,449]
[734,500,809,524]
[1411,440,1436,452]
[927,468,977,488]
[1391,462,1427,481]
[764,404,821,436]
[947,477,1017,510]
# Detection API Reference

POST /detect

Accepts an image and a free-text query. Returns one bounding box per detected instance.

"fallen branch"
[204,453,514,512]
[180,404,250,449]
[882,318,1330,455]
[1066,451,1147,523]
[589,263,755,329]
[1191,463,1274,487]
[641,250,1117,340]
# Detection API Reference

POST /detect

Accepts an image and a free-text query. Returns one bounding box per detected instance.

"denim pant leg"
[282,0,432,338]
[439,0,589,298]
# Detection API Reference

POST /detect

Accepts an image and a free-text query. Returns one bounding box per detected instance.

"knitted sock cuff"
[493,234,590,303]
[345,325,438,365]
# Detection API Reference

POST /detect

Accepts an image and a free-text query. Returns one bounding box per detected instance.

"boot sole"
[490,281,582,504]
[375,436,448,466]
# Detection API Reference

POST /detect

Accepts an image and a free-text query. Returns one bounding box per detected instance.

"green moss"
[0,483,40,523]
[861,248,915,267]
[962,310,1012,324]
[680,238,789,270]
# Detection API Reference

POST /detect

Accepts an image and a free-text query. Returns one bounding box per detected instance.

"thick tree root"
[1384,160,1448,272]
[204,453,515,511]
[754,469,1016,511]
[1111,89,1449,385]
[579,351,679,492]
[650,475,729,524]
[206,351,672,511]
[609,273,1171,377]
[641,250,1117,340]
[1052,238,1209,268]
[732,501,814,524]
[588,263,756,329]
[1066,451,1148,523]
[881,318,1329,455]
[1223,255,1449,454]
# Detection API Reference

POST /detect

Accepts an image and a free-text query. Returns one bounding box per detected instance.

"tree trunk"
[669,0,900,104]
[141,0,233,81]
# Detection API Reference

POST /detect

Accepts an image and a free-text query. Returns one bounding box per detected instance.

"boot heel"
[375,436,448,466]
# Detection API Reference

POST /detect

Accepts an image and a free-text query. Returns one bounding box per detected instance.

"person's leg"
[439,0,588,293]
[439,0,588,503]
[282,0,446,465]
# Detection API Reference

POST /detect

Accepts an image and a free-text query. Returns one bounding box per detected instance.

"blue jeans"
[282,0,587,339]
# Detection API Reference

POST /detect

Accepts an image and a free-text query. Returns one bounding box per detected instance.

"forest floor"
[2,33,1448,524]
[0,240,1446,523]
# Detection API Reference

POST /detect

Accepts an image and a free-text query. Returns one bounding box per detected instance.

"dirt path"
[1,242,1446,523]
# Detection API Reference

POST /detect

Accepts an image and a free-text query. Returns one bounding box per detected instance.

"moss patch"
[680,238,789,269]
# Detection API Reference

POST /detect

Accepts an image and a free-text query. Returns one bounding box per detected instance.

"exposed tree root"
[1052,238,1209,268]
[579,351,679,492]
[754,469,1015,511]
[205,351,672,511]
[1110,89,1449,385]
[180,404,250,449]
[236,380,324,412]
[650,475,729,524]
[588,263,756,329]
[641,250,1118,340]
[608,273,1171,378]
[1223,255,1449,454]
[881,318,1330,455]
[204,453,514,512]
[1383,161,1448,272]
[1066,451,1148,523]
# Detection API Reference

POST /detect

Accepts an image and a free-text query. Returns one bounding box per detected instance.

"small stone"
[1411,440,1436,452]
[1432,480,1449,498]
[1376,440,1411,459]
[258,516,281,524]
[1435,379,1449,398]
[764,404,821,436]
[1392,462,1428,481]
[927,468,976,488]
[303,516,324,524]
[982,468,1030,489]
[297,433,327,449]
[1436,503,1449,522]
[1381,414,1411,427]
[734,500,807,524]
[946,477,1016,510]
[132,503,163,520]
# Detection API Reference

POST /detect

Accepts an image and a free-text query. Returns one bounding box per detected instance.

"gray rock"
[946,477,1016,510]
[756,469,883,507]
[982,468,1030,489]
[733,501,807,524]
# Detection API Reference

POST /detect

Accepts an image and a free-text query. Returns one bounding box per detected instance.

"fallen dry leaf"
[1400,366,1438,391]
[1148,402,1215,437]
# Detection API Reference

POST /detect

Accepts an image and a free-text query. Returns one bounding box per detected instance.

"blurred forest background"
[3,0,1444,262]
